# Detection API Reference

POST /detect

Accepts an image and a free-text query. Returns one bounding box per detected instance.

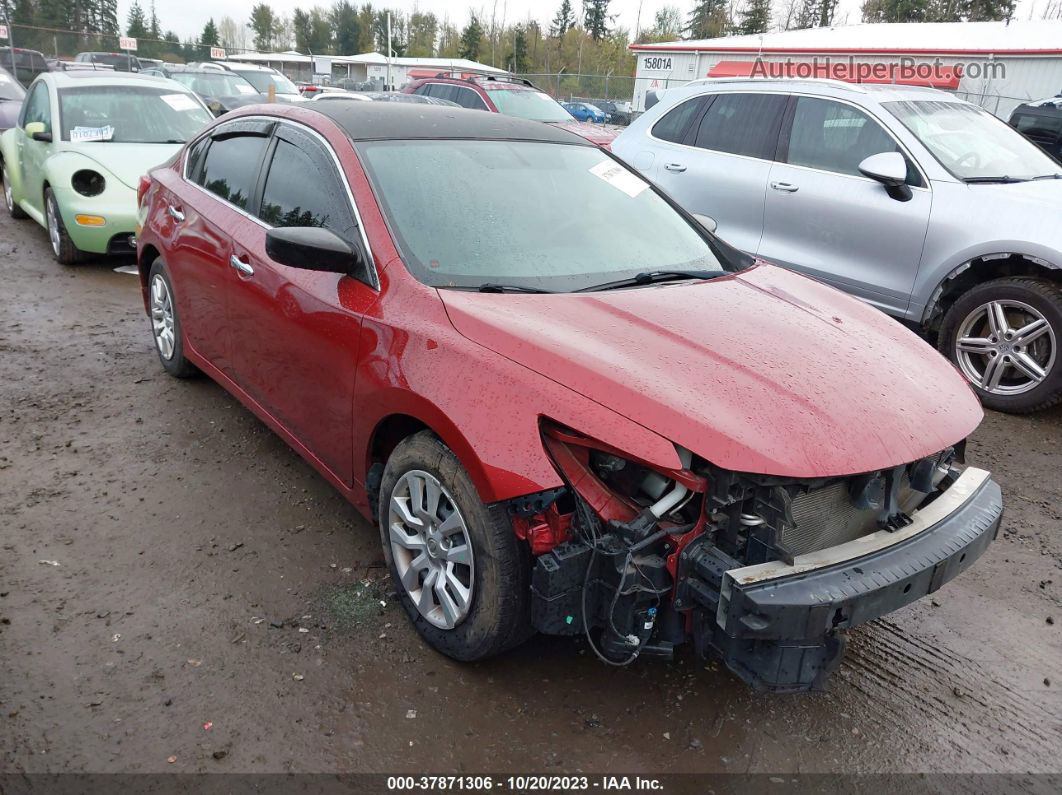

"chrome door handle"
[167,205,185,222]
[770,181,799,193]
[229,255,254,277]
[664,163,687,173]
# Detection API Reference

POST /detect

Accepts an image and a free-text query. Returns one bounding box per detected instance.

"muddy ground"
[1,207,1060,777]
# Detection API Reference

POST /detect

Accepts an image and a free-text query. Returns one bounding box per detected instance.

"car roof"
[44,71,183,88]
[671,77,963,107]
[308,102,589,144]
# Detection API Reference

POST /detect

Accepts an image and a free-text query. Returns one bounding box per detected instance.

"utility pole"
[386,11,392,90]
[1,2,18,85]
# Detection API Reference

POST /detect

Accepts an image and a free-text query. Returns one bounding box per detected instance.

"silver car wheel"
[388,470,474,630]
[955,299,1056,396]
[2,165,12,212]
[46,194,61,257]
[150,273,176,361]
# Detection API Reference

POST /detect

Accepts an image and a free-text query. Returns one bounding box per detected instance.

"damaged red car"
[135,102,1003,691]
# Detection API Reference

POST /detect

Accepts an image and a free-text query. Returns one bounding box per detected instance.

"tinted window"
[651,97,705,143]
[693,93,786,158]
[451,86,487,110]
[197,134,268,210]
[424,84,455,102]
[185,137,210,183]
[787,97,903,177]
[21,81,50,129]
[1012,112,1062,153]
[259,132,355,238]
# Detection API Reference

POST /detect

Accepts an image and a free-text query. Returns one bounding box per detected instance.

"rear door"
[650,92,786,255]
[164,119,273,372]
[758,96,932,315]
[225,121,374,486]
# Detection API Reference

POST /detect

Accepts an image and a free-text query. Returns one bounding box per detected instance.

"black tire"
[2,161,28,219]
[44,187,86,265]
[147,258,198,378]
[378,431,532,661]
[939,276,1062,413]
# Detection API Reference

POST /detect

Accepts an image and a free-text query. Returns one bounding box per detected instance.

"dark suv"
[1009,96,1062,161]
[0,47,49,86]
[404,74,615,148]
[75,52,143,72]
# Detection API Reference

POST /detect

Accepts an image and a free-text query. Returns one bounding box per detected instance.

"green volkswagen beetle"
[0,71,213,264]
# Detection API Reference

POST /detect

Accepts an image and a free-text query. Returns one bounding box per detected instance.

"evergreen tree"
[200,17,220,46]
[550,0,575,37]
[98,0,118,36]
[125,0,148,38]
[684,0,729,38]
[458,13,483,61]
[407,10,437,57]
[330,1,359,55]
[737,0,771,33]
[249,3,278,50]
[584,0,610,40]
[292,8,312,52]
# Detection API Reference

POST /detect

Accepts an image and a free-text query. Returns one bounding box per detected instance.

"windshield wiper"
[476,283,555,294]
[1031,173,1062,180]
[963,175,1028,184]
[576,269,726,293]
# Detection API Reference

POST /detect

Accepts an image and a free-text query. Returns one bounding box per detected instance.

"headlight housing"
[71,170,106,197]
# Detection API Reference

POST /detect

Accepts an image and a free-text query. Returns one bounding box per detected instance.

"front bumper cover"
[710,467,1002,690]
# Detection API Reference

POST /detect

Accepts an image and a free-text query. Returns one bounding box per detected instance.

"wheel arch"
[922,252,1062,335]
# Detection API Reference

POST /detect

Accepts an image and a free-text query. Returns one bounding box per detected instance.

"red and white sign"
[210,47,226,60]
[0,25,9,40]
[119,36,138,51]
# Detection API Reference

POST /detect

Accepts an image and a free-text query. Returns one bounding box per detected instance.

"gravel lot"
[1,206,1060,776]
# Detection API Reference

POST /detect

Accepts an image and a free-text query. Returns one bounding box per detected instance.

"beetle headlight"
[72,170,106,197]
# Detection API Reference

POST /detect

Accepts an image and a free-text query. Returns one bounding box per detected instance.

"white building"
[226,50,507,87]
[630,21,1062,118]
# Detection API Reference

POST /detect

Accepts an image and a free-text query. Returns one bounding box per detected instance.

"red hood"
[439,264,982,478]
[547,119,617,146]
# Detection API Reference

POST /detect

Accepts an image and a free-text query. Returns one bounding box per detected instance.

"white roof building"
[227,50,507,86]
[630,21,1062,117]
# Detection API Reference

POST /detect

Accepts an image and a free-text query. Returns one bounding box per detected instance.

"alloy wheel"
[955,299,1056,396]
[150,274,176,361]
[46,194,61,257]
[387,470,475,630]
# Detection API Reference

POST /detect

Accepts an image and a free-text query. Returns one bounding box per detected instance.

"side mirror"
[693,213,717,234]
[858,151,912,201]
[25,121,52,142]
[266,226,364,276]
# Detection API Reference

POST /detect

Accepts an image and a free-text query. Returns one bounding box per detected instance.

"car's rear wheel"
[2,162,28,219]
[44,188,86,265]
[148,258,198,378]
[940,277,1062,413]
[378,431,531,661]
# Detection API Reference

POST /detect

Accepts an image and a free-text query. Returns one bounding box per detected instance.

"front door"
[17,80,53,218]
[226,122,375,486]
[758,96,932,316]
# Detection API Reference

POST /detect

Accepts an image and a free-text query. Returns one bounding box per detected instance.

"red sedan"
[136,102,1002,691]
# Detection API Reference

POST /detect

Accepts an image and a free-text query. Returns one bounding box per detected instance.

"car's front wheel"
[2,161,28,219]
[44,188,86,265]
[940,276,1062,413]
[378,431,531,661]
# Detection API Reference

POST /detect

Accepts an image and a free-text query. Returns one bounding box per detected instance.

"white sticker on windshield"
[160,93,199,111]
[589,160,649,199]
[235,84,257,95]
[71,125,115,143]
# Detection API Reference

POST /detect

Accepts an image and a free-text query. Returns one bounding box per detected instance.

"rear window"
[484,87,572,123]
[693,93,787,159]
[1012,112,1062,148]
[651,97,705,143]
[197,134,268,210]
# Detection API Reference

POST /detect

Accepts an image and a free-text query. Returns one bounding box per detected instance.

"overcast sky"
[119,0,1042,48]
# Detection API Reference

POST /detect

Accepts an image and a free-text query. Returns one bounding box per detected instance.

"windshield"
[885,100,1062,181]
[0,69,25,101]
[357,140,734,292]
[59,86,212,143]
[168,71,259,97]
[237,70,300,96]
[485,87,574,123]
